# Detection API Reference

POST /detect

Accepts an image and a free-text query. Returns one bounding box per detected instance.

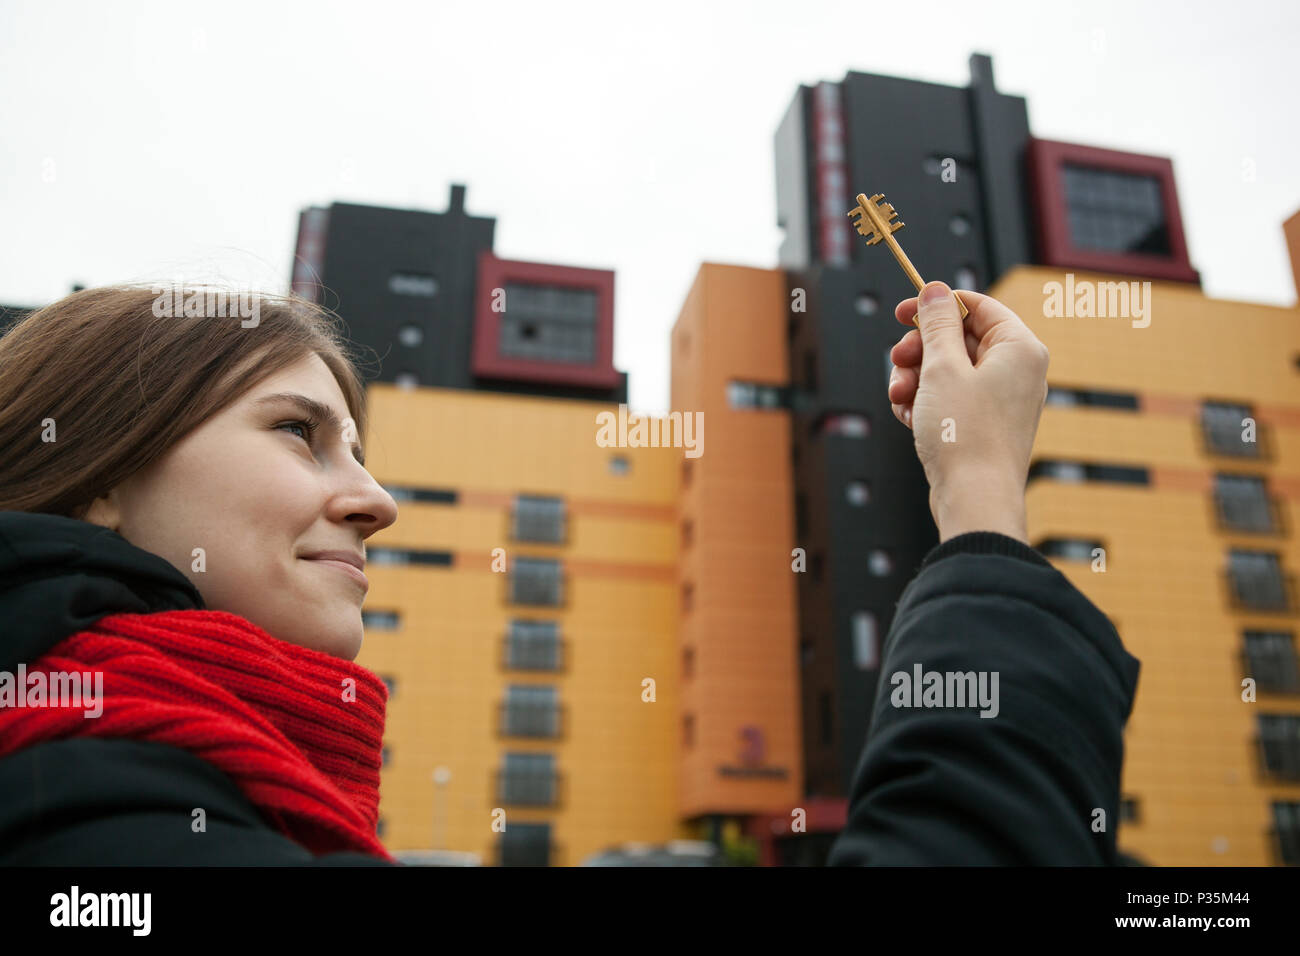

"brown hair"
[0,284,375,519]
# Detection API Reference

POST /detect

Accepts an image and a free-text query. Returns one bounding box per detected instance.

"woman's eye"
[277,420,315,443]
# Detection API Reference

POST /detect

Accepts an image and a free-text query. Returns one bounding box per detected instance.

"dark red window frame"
[472,252,619,388]
[1026,137,1199,285]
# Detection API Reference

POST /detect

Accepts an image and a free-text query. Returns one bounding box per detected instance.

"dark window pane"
[507,619,561,671]
[503,685,559,737]
[1228,550,1288,611]
[510,556,563,606]
[499,283,597,364]
[1202,402,1259,458]
[512,494,566,544]
[1244,630,1300,693]
[1215,474,1274,533]
[500,822,551,866]
[1062,164,1170,256]
[1258,715,1300,780]
[501,752,556,806]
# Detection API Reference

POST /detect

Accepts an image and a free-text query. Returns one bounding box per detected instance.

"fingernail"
[920,281,949,306]
[903,408,912,425]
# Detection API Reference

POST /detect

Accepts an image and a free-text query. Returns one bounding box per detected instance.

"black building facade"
[291,184,628,404]
[776,54,1036,798]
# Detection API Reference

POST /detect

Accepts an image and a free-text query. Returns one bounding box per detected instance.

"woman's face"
[84,352,399,660]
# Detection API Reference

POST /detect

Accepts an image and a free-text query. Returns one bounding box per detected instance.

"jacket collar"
[0,511,204,673]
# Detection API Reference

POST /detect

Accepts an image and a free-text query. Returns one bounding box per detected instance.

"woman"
[0,285,400,864]
[0,280,1139,866]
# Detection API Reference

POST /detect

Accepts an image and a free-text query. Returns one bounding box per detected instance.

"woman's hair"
[0,284,374,518]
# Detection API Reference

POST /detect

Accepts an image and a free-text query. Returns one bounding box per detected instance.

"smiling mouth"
[302,557,369,593]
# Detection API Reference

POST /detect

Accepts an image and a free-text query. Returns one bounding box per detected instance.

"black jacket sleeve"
[0,738,397,866]
[827,531,1141,865]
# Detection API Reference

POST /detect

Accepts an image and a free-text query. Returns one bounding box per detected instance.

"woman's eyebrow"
[253,392,365,466]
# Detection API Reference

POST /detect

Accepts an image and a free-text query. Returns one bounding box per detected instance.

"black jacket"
[828,531,1142,865]
[0,511,393,865]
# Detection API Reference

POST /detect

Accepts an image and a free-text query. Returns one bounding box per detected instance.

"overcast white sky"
[2,0,1297,416]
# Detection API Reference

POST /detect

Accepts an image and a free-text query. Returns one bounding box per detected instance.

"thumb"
[916,280,966,366]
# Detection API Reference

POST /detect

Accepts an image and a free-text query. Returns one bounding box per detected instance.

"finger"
[887,363,919,405]
[891,401,912,430]
[895,296,919,328]
[915,281,968,366]
[891,328,922,367]
[946,288,1033,344]
[892,326,981,369]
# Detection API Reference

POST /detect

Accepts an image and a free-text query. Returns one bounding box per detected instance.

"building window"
[846,480,870,506]
[816,413,869,438]
[954,265,978,290]
[1044,387,1079,408]
[498,283,598,364]
[949,214,971,237]
[499,822,551,867]
[852,612,878,669]
[383,485,458,504]
[855,293,879,316]
[1044,385,1140,410]
[1202,401,1259,458]
[368,547,453,566]
[502,685,560,738]
[1119,796,1139,824]
[1215,474,1275,533]
[1258,714,1300,781]
[1227,550,1289,612]
[727,380,787,410]
[1273,802,1300,865]
[506,619,562,671]
[1028,459,1150,485]
[1244,630,1300,693]
[867,550,893,577]
[509,556,564,606]
[362,609,401,630]
[1062,165,1169,255]
[499,753,557,806]
[512,494,566,544]
[388,272,439,297]
[1033,460,1087,482]
[397,323,424,347]
[1037,537,1103,562]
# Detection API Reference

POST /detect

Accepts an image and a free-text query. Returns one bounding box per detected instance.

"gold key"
[848,192,970,325]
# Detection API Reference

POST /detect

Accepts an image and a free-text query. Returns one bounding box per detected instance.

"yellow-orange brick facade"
[356,385,689,865]
[990,265,1300,866]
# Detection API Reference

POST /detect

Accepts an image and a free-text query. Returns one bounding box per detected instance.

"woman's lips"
[303,557,369,592]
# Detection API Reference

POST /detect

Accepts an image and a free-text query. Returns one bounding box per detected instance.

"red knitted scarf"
[0,609,393,862]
